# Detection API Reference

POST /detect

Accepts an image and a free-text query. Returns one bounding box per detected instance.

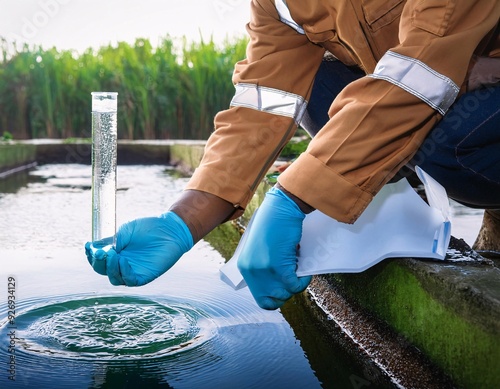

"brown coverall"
[186,0,500,224]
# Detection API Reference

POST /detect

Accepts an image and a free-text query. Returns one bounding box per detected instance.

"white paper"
[220,167,451,289]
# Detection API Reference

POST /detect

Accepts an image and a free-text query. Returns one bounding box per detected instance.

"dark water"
[0,165,322,389]
[0,164,482,389]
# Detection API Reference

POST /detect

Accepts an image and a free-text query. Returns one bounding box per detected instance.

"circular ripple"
[13,296,214,360]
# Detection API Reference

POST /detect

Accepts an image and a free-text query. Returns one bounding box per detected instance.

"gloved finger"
[91,249,108,275]
[105,250,126,286]
[269,287,294,302]
[256,296,286,310]
[117,258,140,287]
[84,241,103,264]
[84,241,93,264]
[87,236,114,250]
[85,237,114,266]
[85,242,111,276]
[253,275,312,310]
[115,220,136,252]
[282,271,312,294]
[251,287,293,310]
[295,275,312,293]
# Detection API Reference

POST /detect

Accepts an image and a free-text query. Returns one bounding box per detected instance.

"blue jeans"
[302,59,500,209]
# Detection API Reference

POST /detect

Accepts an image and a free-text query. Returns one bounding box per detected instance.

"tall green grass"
[0,36,248,140]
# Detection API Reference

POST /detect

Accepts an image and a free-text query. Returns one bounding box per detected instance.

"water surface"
[0,164,483,388]
[0,165,322,389]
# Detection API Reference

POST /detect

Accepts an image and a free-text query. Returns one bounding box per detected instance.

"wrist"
[160,211,194,250]
[168,189,236,243]
[275,182,315,214]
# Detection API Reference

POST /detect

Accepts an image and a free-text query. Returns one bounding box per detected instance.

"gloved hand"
[237,187,312,310]
[85,211,193,286]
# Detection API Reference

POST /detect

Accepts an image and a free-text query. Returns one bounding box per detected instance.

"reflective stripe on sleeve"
[275,0,305,34]
[369,51,460,115]
[230,83,307,124]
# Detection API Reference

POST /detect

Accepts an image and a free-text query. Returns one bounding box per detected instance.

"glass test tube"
[91,92,118,244]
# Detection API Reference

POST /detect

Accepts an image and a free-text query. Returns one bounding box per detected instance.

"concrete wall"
[0,142,36,177]
[0,140,206,176]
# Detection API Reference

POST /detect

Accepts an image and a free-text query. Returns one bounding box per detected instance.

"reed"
[0,36,248,140]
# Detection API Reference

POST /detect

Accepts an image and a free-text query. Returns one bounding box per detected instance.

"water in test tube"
[91,92,118,246]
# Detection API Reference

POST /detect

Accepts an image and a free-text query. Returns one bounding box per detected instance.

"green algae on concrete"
[204,181,273,262]
[205,220,243,261]
[0,142,36,174]
[327,259,500,388]
[169,141,206,173]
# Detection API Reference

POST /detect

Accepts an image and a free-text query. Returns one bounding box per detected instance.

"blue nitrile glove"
[237,187,312,310]
[85,211,194,286]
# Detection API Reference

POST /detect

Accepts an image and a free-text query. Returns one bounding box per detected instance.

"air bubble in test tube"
[91,92,118,249]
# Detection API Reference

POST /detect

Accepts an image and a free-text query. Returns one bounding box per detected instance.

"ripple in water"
[13,296,214,360]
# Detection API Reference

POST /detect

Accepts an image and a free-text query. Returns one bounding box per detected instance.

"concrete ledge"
[0,142,36,177]
[168,140,206,174]
[323,253,499,388]
[304,275,457,389]
[0,139,207,170]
